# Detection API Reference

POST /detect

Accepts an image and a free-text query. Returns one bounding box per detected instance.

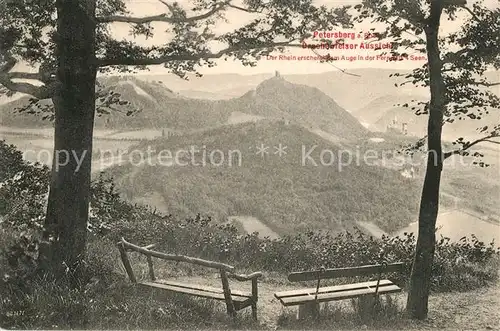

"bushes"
[95,200,498,293]
[1,141,499,329]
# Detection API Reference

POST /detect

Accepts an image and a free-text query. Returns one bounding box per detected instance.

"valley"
[1,69,498,243]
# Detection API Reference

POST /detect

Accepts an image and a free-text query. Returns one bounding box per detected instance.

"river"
[396,209,500,244]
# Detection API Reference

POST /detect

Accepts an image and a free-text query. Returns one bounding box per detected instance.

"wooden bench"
[274,262,405,319]
[117,238,263,319]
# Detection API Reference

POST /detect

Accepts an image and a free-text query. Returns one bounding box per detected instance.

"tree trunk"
[406,1,445,320]
[39,0,97,288]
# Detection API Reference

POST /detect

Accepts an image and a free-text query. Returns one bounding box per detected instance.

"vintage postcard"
[0,0,499,329]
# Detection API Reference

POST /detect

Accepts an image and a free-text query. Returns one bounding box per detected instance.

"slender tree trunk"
[39,0,97,288]
[406,0,445,320]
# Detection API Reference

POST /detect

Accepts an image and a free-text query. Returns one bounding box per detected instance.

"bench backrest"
[117,237,239,316]
[117,237,236,282]
[288,262,405,282]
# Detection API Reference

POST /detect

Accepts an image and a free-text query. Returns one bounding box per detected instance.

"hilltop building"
[274,70,285,80]
[387,116,398,131]
[387,116,408,135]
[402,122,408,135]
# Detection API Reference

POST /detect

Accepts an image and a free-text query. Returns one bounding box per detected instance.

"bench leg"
[251,278,258,320]
[220,270,236,318]
[251,302,257,320]
[354,295,381,321]
[297,302,319,320]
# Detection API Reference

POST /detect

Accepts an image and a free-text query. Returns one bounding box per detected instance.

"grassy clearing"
[3,255,498,330]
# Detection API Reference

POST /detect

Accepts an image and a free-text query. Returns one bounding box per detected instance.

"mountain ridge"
[0,74,368,141]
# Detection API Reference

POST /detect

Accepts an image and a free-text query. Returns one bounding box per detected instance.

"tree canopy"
[0,0,351,100]
[355,0,500,160]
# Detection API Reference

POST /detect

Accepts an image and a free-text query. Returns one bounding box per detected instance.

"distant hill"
[2,68,496,141]
[175,89,242,100]
[0,75,368,141]
[136,68,498,110]
[360,101,498,141]
[223,75,368,140]
[136,69,430,111]
[106,120,421,235]
[286,69,429,111]
[136,72,272,98]
[93,76,233,130]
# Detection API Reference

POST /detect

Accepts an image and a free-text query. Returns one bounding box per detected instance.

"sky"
[8,0,499,78]
[107,0,499,75]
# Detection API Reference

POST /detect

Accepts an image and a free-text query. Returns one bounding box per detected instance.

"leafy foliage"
[355,0,500,162]
[0,0,353,118]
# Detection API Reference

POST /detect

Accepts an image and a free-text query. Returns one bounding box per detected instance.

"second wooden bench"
[274,262,405,319]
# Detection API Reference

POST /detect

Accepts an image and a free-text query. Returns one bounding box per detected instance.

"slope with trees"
[106,120,421,234]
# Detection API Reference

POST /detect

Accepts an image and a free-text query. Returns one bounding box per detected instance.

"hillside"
[136,69,427,111]
[350,91,498,141]
[286,69,429,111]
[0,97,53,128]
[137,69,429,111]
[352,94,423,126]
[106,120,421,234]
[0,75,367,141]
[368,104,498,141]
[224,75,368,140]
[371,105,428,134]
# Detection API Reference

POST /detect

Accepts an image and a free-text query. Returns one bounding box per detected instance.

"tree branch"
[98,0,271,25]
[97,41,303,67]
[227,3,263,13]
[0,77,49,98]
[7,71,43,80]
[97,4,224,24]
[484,139,500,145]
[0,54,52,99]
[157,0,175,13]
[441,47,468,65]
[476,81,500,87]
[444,134,500,159]
[461,5,482,23]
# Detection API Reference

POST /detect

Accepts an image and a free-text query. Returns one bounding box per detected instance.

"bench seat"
[139,281,253,309]
[274,279,402,306]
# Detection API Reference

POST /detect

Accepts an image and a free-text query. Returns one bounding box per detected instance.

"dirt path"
[355,221,389,239]
[228,216,280,239]
[424,282,500,331]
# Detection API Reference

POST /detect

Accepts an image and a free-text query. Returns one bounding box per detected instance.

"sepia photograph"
[0,0,499,329]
